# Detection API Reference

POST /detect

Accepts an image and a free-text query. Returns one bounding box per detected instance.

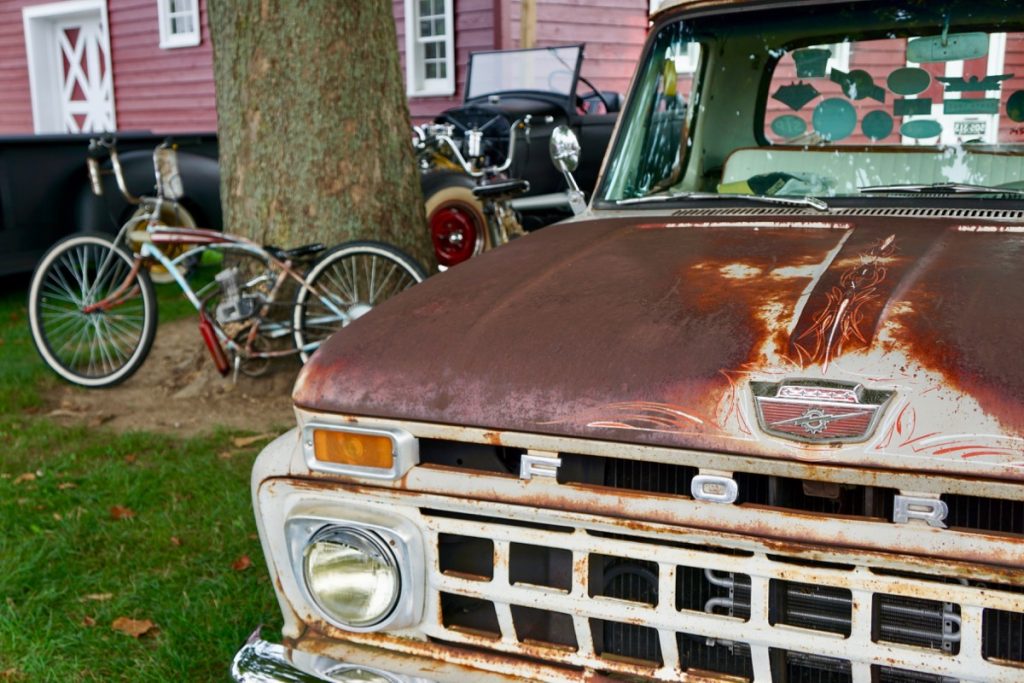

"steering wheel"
[577,75,612,114]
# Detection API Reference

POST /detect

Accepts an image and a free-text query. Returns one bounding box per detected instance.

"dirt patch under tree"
[44,318,299,435]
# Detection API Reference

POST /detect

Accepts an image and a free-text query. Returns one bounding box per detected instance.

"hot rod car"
[416,44,621,267]
[235,0,1024,681]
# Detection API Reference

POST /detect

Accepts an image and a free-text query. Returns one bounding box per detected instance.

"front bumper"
[231,629,528,683]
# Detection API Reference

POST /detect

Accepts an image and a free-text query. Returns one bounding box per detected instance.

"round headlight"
[303,526,400,628]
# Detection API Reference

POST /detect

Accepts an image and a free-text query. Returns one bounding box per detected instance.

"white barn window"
[404,0,454,97]
[158,0,200,49]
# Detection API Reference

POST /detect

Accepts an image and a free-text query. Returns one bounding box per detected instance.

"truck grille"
[419,509,1024,682]
[419,442,1024,540]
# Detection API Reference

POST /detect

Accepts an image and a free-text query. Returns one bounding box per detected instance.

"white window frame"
[157,0,200,49]
[404,0,455,97]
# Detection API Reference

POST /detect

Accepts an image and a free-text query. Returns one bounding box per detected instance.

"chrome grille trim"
[420,511,1024,682]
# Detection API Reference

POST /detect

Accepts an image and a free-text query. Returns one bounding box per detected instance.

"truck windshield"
[601,1,1024,204]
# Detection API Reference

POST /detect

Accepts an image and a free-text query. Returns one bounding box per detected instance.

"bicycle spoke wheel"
[28,233,157,387]
[293,241,427,362]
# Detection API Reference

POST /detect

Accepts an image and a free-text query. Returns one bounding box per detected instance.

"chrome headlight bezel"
[286,514,423,633]
[302,526,401,629]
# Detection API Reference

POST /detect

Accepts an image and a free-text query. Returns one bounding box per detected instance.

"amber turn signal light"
[312,429,394,470]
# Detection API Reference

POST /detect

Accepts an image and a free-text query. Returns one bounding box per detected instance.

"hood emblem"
[751,379,894,444]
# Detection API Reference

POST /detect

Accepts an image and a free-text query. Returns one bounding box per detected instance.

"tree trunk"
[208,1,431,267]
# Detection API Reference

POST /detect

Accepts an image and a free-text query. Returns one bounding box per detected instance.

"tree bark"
[208,1,431,267]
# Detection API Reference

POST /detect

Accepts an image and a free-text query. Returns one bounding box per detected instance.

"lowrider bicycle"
[234,0,1024,681]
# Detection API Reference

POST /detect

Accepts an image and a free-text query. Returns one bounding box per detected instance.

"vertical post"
[520,0,536,49]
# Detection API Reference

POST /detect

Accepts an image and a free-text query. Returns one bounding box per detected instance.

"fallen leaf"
[82,615,96,627]
[13,473,36,485]
[80,593,113,602]
[46,409,84,418]
[111,616,157,638]
[57,482,77,490]
[232,555,252,571]
[217,450,234,460]
[169,536,182,547]
[247,533,258,541]
[52,513,62,521]
[110,505,135,520]
[123,454,137,464]
[232,432,276,448]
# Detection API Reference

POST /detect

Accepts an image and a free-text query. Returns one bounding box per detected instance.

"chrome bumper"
[231,629,528,683]
[231,630,434,683]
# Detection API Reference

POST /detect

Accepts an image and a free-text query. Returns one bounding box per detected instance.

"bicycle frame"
[87,221,350,362]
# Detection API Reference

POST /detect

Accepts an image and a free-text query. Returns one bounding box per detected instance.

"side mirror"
[549,126,586,215]
[549,125,580,173]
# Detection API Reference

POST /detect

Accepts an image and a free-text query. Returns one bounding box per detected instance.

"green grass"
[0,278,283,681]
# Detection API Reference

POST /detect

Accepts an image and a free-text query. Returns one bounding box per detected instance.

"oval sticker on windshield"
[1008,91,1024,122]
[901,119,943,139]
[772,115,807,138]
[862,110,894,140]
[812,98,856,141]
[888,67,931,95]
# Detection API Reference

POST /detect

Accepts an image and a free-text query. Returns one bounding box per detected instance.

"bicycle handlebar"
[87,136,143,205]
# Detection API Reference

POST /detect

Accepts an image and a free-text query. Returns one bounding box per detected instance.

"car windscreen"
[465,45,582,101]
[601,0,1024,204]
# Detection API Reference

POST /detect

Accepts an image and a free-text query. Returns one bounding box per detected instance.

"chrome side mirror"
[549,125,580,173]
[549,125,586,215]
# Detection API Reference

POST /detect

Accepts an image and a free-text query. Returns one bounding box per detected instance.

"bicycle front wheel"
[292,241,427,362]
[28,233,157,387]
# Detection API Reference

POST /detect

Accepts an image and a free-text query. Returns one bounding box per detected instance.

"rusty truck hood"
[295,213,1024,479]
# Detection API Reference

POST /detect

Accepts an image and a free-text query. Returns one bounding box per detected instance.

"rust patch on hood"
[295,215,1024,473]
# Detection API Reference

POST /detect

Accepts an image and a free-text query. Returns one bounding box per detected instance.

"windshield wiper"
[859,182,1024,197]
[617,192,830,211]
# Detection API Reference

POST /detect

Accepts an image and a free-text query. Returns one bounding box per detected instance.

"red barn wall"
[0,0,216,135]
[108,0,216,132]
[0,1,36,133]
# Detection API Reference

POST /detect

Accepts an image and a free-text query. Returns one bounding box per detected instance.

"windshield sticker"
[772,82,820,110]
[793,48,831,78]
[861,111,894,140]
[1007,91,1024,122]
[907,32,989,63]
[936,74,1012,92]
[771,115,807,138]
[887,67,931,96]
[830,69,886,102]
[943,99,1000,115]
[901,119,943,139]
[893,98,932,117]
[812,98,857,141]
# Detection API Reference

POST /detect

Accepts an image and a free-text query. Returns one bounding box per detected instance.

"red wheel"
[429,203,482,267]
[422,170,487,268]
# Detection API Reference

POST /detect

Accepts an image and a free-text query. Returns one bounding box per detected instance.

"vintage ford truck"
[233,0,1024,681]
